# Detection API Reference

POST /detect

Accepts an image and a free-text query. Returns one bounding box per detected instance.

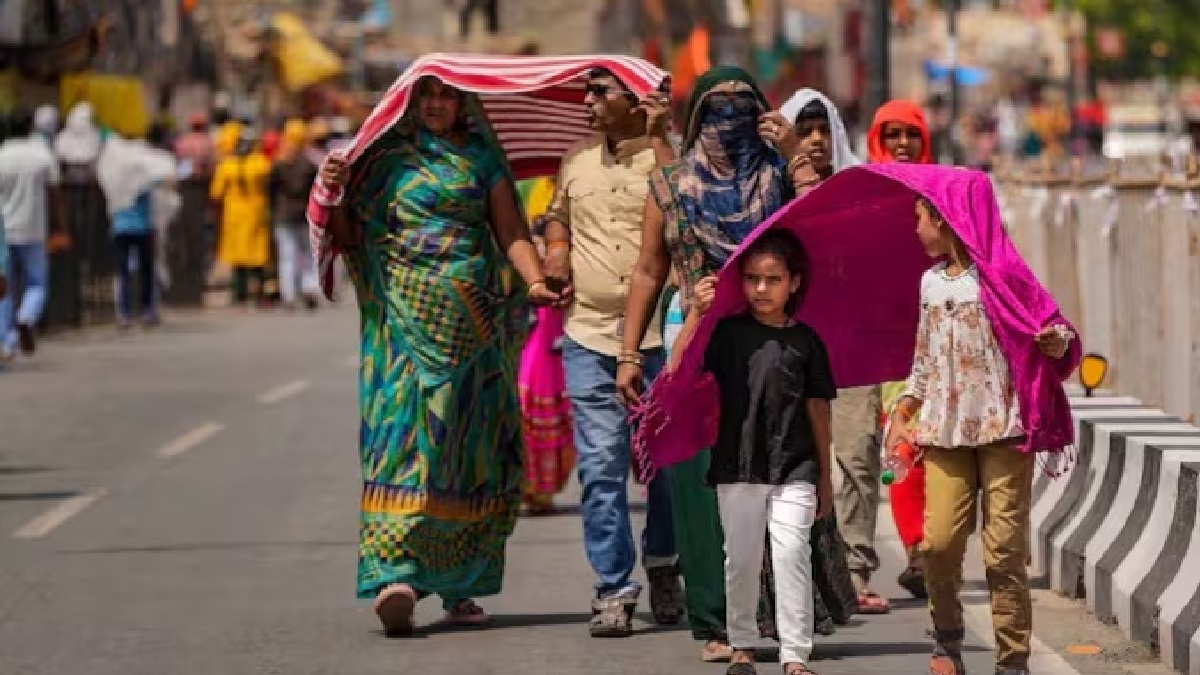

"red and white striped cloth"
[307,53,669,299]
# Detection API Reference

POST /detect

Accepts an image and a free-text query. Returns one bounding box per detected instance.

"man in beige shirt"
[542,67,683,638]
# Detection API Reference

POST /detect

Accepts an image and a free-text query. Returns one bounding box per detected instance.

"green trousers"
[669,449,727,640]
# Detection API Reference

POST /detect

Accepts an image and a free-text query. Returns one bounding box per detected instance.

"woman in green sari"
[320,76,561,636]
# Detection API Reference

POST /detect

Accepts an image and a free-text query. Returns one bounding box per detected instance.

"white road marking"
[13,490,108,539]
[157,422,225,458]
[256,379,311,405]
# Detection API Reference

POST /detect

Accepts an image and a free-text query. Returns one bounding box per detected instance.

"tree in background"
[1071,0,1200,80]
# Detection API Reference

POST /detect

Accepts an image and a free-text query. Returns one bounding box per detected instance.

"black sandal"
[898,566,928,599]
[726,662,758,675]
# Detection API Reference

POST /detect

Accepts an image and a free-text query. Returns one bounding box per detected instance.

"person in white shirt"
[0,110,61,360]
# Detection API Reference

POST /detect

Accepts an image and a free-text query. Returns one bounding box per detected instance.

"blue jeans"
[113,233,157,322]
[0,242,48,352]
[562,338,676,597]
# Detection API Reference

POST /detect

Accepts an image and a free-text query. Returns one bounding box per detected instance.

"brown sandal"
[445,599,492,627]
[373,584,417,637]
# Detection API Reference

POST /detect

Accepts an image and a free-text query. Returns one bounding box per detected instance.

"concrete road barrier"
[1031,392,1200,675]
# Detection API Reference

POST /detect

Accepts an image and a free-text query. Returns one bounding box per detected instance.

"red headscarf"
[868,99,932,164]
[261,130,281,160]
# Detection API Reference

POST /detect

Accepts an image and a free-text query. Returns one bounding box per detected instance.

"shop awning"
[269,13,344,93]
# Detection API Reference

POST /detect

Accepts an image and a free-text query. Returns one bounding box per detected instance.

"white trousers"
[717,481,818,665]
[274,225,318,303]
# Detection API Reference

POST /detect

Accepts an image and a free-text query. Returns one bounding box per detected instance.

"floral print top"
[903,262,1024,448]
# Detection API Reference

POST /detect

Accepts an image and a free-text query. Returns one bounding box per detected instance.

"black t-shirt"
[269,156,319,226]
[703,314,837,487]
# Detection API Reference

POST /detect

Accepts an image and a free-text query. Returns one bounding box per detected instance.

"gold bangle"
[618,351,644,364]
[528,280,547,294]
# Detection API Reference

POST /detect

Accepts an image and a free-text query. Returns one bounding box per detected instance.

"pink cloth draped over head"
[633,163,1081,480]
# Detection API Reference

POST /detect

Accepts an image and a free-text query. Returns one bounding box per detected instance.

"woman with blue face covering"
[616,67,853,667]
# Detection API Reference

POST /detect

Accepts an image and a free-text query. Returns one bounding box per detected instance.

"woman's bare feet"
[701,637,734,662]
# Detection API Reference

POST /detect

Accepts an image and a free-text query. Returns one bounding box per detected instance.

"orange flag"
[671,25,712,101]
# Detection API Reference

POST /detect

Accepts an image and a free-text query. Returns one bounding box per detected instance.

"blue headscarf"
[676,68,788,266]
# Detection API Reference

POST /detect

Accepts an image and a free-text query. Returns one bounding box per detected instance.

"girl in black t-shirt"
[702,230,836,675]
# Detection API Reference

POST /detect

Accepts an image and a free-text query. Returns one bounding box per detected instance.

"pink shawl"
[633,163,1081,479]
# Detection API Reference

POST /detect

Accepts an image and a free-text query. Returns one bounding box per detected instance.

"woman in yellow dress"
[211,130,273,306]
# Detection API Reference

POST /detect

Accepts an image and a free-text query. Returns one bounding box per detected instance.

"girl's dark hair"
[740,229,811,315]
[917,196,946,225]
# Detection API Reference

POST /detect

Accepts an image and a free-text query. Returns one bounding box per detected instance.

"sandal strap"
[451,599,483,614]
[930,654,966,675]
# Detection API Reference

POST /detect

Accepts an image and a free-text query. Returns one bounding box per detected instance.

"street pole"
[946,0,959,164]
[864,0,891,122]
[1064,1,1078,156]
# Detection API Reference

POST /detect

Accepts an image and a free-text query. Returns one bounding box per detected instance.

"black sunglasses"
[585,83,635,99]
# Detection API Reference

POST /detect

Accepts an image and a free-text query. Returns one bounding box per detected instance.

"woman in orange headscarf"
[868,98,931,604]
[867,99,932,164]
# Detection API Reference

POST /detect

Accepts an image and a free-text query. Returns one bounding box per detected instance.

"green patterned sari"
[344,125,529,603]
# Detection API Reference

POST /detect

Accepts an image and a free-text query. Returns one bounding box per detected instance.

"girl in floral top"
[885,197,1073,675]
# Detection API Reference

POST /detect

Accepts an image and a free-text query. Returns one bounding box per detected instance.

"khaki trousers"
[922,442,1035,670]
[832,385,882,587]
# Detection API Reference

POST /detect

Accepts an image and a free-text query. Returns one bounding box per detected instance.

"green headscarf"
[680,66,770,151]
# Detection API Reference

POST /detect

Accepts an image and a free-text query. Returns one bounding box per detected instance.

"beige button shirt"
[547,134,663,357]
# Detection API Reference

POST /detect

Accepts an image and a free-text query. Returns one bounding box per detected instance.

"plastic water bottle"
[663,291,684,353]
[881,438,919,486]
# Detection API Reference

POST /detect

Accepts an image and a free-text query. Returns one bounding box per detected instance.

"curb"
[1031,393,1200,675]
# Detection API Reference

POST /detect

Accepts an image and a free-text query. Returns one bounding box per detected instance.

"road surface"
[0,305,1175,674]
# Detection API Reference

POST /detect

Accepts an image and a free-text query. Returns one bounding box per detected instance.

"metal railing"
[993,156,1200,422]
